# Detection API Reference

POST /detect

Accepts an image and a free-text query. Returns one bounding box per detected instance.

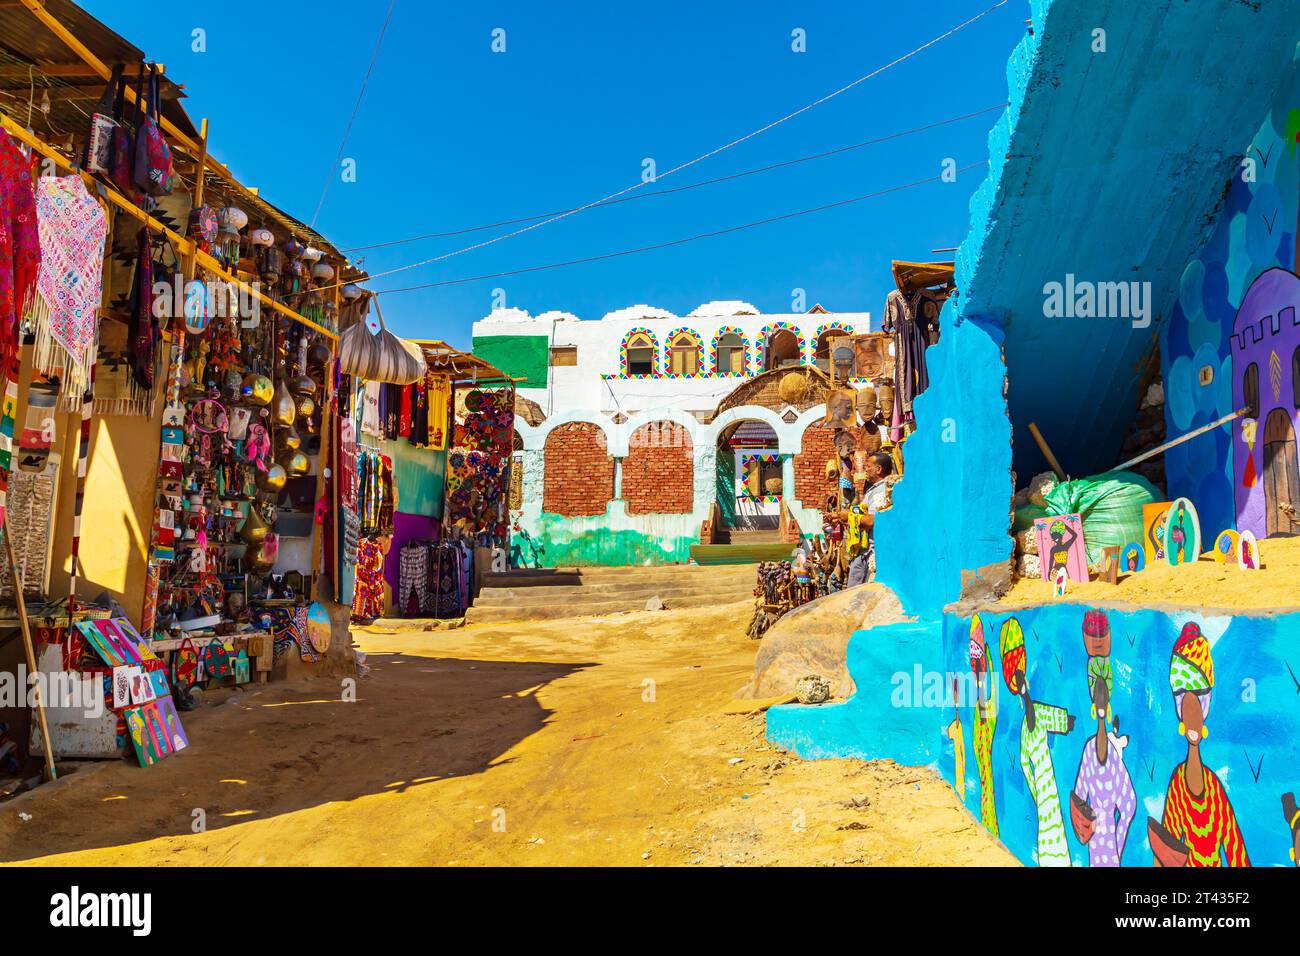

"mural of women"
[1284,793,1299,866]
[1001,618,1074,866]
[1152,623,1249,867]
[1069,610,1136,866]
[968,614,999,837]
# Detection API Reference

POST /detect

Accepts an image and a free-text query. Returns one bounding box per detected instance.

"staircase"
[690,528,797,566]
[465,563,758,624]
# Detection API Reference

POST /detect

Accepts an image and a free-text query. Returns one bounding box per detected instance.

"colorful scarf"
[1170,622,1214,718]
[0,129,39,375]
[31,175,108,396]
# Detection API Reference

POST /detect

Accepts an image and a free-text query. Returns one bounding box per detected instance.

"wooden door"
[1262,408,1300,535]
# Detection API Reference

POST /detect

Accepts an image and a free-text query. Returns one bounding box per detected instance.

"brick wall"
[793,422,838,510]
[623,422,694,515]
[543,422,614,516]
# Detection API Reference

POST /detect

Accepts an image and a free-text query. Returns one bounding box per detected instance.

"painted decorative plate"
[306,601,332,654]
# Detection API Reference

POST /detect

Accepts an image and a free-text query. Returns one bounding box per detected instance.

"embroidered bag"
[133,64,174,196]
[85,63,123,174]
[172,637,200,689]
[203,637,232,680]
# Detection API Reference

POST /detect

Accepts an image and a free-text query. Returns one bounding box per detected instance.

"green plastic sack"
[1040,470,1161,564]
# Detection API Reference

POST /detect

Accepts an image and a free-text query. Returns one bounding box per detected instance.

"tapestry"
[30,175,108,397]
[0,462,57,600]
[82,317,154,416]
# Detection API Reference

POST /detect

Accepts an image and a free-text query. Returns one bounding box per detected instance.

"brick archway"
[543,422,614,516]
[624,421,694,514]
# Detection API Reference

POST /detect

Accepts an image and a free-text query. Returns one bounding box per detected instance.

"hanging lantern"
[308,339,332,368]
[278,448,310,477]
[295,395,317,422]
[241,373,274,407]
[240,504,269,544]
[301,246,324,264]
[256,462,287,493]
[311,261,335,284]
[284,237,304,258]
[259,245,282,284]
[248,226,275,247]
[271,381,296,427]
[291,374,318,398]
[341,283,364,301]
[218,206,248,232]
[275,423,302,453]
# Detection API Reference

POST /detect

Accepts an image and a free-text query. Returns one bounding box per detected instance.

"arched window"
[764,328,803,371]
[622,329,658,376]
[667,329,702,376]
[714,331,746,376]
[1244,361,1260,419]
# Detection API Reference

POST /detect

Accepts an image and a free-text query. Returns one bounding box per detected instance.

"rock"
[850,793,871,808]
[738,583,907,701]
[795,674,832,704]
[1026,471,1058,507]
[1142,382,1165,408]
[1017,553,1041,579]
[728,757,744,765]
[645,596,667,612]
[1015,527,1038,556]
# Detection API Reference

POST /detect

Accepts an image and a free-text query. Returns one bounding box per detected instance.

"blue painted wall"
[872,1,1300,621]
[938,604,1299,867]
[1161,45,1300,539]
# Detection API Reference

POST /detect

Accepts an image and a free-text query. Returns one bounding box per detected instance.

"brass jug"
[255,462,287,494]
[291,374,318,399]
[272,380,296,428]
[278,449,310,477]
[276,423,302,453]
[240,503,269,544]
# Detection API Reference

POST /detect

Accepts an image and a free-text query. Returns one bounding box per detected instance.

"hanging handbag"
[203,638,233,680]
[85,63,124,174]
[133,63,174,196]
[172,636,200,689]
[109,65,139,199]
[338,296,426,385]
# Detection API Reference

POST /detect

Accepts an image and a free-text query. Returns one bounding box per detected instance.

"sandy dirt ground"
[1000,534,1300,611]
[0,601,1011,867]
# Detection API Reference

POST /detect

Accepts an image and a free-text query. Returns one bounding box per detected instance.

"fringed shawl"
[31,174,108,396]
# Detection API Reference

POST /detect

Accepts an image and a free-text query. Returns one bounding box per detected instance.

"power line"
[327,0,1012,290]
[343,103,1007,252]
[372,160,987,294]
[310,0,399,228]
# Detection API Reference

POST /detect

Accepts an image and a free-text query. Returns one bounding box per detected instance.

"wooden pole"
[4,526,57,781]
[1027,422,1066,481]
[1111,408,1247,474]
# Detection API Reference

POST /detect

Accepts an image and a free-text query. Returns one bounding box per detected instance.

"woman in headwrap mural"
[1283,793,1299,866]
[1152,623,1249,867]
[1069,610,1137,866]
[1001,618,1074,866]
[968,614,999,837]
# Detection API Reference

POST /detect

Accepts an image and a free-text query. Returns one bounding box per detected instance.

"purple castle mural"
[1231,267,1300,538]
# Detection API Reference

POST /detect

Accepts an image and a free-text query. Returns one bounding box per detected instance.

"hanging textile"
[352,536,386,620]
[17,371,58,471]
[0,462,57,599]
[398,540,432,616]
[426,371,450,450]
[360,380,381,437]
[356,448,395,536]
[127,226,157,391]
[67,363,94,610]
[83,317,152,415]
[0,128,40,374]
[30,174,108,396]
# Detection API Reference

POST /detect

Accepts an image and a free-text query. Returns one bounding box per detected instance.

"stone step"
[482,564,756,589]
[689,542,797,565]
[475,580,754,607]
[464,590,754,624]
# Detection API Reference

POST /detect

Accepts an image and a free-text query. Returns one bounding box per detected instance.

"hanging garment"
[0,128,40,374]
[126,226,157,391]
[31,175,109,395]
[426,372,450,450]
[352,536,386,620]
[399,384,412,437]
[398,541,431,616]
[409,377,428,447]
[0,463,57,599]
[360,380,381,437]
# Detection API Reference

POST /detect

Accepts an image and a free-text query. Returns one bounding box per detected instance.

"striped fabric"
[67,363,94,612]
[0,355,20,530]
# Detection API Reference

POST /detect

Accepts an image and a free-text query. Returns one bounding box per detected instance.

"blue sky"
[84,1,1025,349]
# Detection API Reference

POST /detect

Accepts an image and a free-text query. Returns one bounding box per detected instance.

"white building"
[471,300,870,420]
